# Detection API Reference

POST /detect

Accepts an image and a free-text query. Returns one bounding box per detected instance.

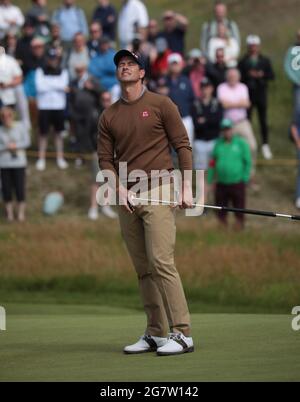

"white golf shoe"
[156,332,194,356]
[124,334,168,354]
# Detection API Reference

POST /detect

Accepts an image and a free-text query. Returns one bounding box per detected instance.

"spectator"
[128,34,156,80]
[20,36,46,78]
[201,1,240,56]
[207,118,251,230]
[191,77,223,170]
[26,0,50,40]
[290,113,300,209]
[22,37,46,128]
[158,10,188,55]
[165,52,194,145]
[88,90,117,220]
[207,23,240,67]
[69,63,102,156]
[35,48,69,171]
[15,19,36,70]
[206,47,227,90]
[67,32,90,81]
[0,106,30,222]
[92,0,117,41]
[239,35,275,160]
[148,19,159,44]
[88,36,118,92]
[150,37,171,80]
[0,0,25,40]
[0,46,23,107]
[52,0,88,48]
[217,68,257,174]
[3,30,17,57]
[87,21,103,58]
[47,23,64,57]
[184,48,207,98]
[117,0,149,49]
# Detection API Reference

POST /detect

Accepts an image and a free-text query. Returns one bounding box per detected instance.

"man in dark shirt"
[158,10,188,55]
[92,0,117,41]
[165,53,195,145]
[191,77,223,170]
[87,21,102,58]
[15,19,36,74]
[238,35,275,159]
[206,47,227,91]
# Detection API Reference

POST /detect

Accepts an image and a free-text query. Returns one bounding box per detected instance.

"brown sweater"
[97,89,192,187]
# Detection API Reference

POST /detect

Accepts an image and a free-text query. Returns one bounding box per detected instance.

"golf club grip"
[291,215,300,221]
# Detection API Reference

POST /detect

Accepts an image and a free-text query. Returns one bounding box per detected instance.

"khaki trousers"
[234,119,257,175]
[118,186,191,337]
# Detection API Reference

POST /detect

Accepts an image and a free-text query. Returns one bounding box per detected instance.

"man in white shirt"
[0,46,23,107]
[118,0,149,49]
[0,0,24,39]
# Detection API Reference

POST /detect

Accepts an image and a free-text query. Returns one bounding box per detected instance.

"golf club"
[131,197,300,221]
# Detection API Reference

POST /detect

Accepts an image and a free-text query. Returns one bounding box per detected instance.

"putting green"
[0,303,299,382]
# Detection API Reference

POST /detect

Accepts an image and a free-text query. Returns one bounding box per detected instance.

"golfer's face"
[117,56,144,83]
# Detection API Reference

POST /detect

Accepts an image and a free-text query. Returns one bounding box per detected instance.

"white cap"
[246,35,261,46]
[188,48,202,59]
[167,52,183,65]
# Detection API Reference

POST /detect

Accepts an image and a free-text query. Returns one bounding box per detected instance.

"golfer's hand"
[178,181,194,209]
[118,185,135,213]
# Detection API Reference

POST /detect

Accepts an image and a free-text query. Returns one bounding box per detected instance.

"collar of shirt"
[121,85,147,103]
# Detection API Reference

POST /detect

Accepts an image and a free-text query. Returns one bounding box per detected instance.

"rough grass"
[1,205,299,312]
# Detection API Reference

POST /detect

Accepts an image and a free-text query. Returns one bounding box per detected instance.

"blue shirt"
[52,6,88,42]
[165,75,194,118]
[88,48,118,90]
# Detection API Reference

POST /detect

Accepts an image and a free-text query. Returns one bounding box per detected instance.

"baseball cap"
[188,48,202,59]
[167,52,183,65]
[246,35,261,46]
[46,47,60,59]
[220,118,233,130]
[200,77,213,87]
[31,36,45,47]
[113,49,145,69]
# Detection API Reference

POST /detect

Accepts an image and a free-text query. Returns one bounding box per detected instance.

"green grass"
[0,303,299,382]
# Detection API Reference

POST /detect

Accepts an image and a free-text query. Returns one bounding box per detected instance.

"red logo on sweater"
[142,110,150,118]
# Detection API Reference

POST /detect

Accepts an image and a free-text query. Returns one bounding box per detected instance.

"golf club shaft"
[132,197,300,221]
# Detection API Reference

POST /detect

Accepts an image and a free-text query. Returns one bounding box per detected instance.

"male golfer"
[97,49,194,356]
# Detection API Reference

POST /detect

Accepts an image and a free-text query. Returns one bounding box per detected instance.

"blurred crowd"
[0,0,299,227]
